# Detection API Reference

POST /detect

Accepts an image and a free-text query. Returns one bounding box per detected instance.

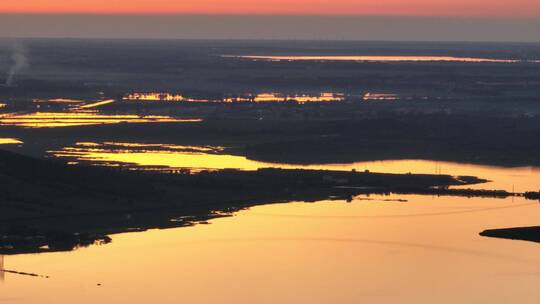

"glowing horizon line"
[0,11,539,19]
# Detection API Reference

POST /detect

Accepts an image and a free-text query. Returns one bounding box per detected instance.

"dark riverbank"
[0,148,497,254]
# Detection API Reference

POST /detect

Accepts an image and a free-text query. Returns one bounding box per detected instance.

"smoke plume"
[5,42,28,87]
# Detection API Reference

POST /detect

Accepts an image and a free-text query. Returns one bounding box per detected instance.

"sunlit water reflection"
[124,92,346,104]
[1,195,540,303]
[0,138,22,145]
[228,55,530,63]
[51,142,540,192]
[0,113,202,128]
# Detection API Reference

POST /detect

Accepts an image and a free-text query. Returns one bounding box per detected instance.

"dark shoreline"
[6,147,537,255]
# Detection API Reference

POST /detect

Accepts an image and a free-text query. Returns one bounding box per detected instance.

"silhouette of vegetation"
[0,149,493,254]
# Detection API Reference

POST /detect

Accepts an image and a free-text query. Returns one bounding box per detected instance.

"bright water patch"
[2,195,540,303]
[0,138,22,145]
[228,55,528,63]
[50,142,540,192]
[0,112,202,128]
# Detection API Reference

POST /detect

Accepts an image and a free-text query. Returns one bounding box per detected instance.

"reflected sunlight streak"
[0,112,202,128]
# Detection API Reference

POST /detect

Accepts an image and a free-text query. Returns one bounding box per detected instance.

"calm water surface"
[6,143,538,303]
[1,195,540,303]
[230,55,525,63]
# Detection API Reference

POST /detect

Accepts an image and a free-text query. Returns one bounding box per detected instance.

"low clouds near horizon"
[1,14,540,43]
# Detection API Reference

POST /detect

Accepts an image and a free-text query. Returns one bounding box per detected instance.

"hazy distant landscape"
[2,39,540,166]
[2,38,540,303]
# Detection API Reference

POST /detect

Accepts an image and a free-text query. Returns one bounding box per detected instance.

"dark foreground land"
[0,148,508,254]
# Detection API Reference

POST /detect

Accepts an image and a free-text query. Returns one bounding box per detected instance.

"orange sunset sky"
[1,0,540,17]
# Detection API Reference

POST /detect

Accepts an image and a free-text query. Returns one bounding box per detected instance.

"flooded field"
[124,92,347,104]
[50,142,540,192]
[0,113,202,128]
[124,93,210,103]
[225,92,345,104]
[0,138,22,145]
[2,195,540,304]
